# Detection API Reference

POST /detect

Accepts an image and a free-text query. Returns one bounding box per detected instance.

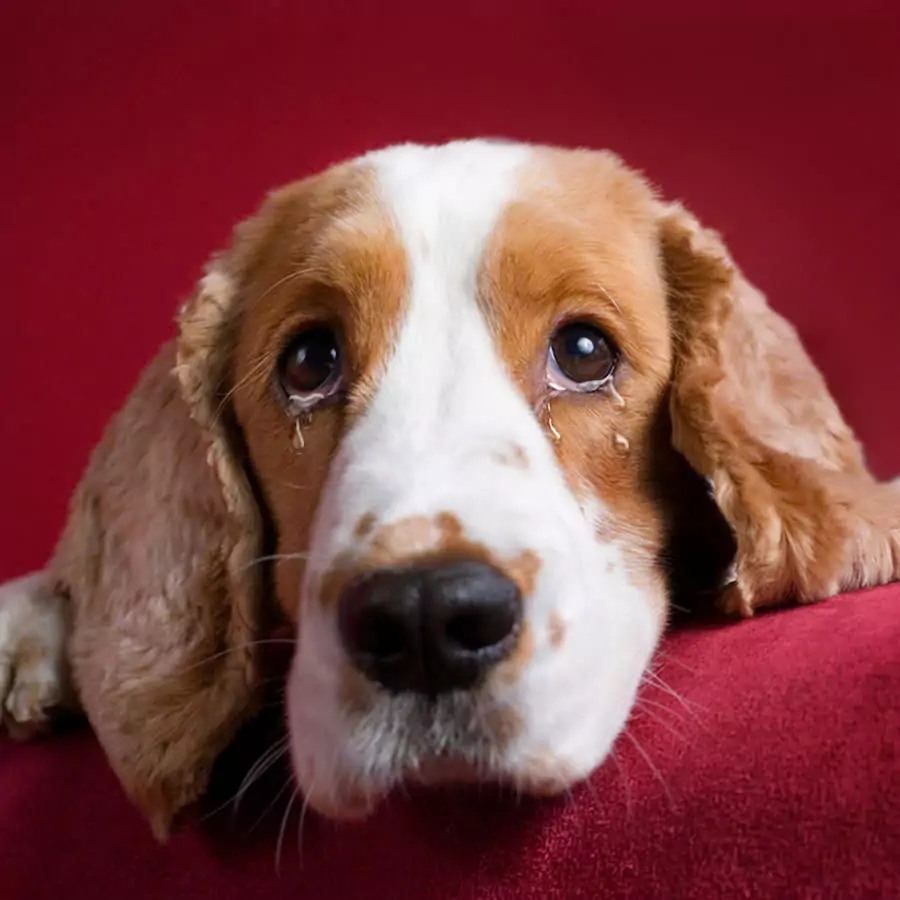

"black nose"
[338,559,522,695]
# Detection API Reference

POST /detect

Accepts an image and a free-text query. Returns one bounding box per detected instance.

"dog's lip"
[301,783,381,821]
[409,756,484,786]
[297,755,580,822]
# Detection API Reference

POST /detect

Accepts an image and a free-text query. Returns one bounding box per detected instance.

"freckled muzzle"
[337,558,522,695]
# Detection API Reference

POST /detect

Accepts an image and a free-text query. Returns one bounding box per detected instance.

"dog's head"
[80,141,898,834]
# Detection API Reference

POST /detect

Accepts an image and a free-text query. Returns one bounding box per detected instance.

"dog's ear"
[658,202,900,616]
[54,204,284,840]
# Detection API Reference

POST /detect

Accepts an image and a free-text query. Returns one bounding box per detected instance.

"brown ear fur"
[49,211,276,839]
[659,203,900,615]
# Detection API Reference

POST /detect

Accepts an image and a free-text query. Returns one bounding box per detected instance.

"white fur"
[0,571,67,728]
[287,141,662,815]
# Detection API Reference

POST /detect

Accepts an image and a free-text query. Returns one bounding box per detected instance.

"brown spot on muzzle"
[493,444,529,470]
[353,513,376,540]
[548,611,566,647]
[323,511,544,608]
[484,703,524,744]
[369,515,440,561]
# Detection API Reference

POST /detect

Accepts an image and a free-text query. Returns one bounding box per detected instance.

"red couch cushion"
[2,2,898,898]
[2,587,899,899]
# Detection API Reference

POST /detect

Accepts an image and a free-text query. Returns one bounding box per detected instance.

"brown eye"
[278,327,341,405]
[548,322,617,390]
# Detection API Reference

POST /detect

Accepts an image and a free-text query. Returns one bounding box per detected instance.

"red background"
[2,5,900,899]
[2,1,899,580]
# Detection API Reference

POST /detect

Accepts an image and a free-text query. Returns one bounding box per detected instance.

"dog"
[1,140,898,839]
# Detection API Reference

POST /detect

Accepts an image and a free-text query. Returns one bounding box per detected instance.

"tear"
[606,382,626,409]
[541,401,562,444]
[547,412,562,444]
[292,419,305,452]
[292,411,312,453]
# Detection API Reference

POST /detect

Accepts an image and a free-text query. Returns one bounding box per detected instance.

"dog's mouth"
[288,688,586,822]
[295,750,576,822]
[409,755,485,786]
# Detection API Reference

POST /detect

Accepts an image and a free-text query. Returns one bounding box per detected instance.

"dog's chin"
[294,752,584,821]
[301,785,381,822]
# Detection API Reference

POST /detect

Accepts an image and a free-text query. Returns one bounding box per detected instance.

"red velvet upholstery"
[2,588,899,898]
[2,2,898,897]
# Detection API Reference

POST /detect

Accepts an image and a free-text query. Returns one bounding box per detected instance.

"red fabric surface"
[1,588,898,899]
[2,2,899,898]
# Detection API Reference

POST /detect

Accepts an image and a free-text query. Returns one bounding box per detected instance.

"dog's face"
[136,138,886,835]
[215,143,699,817]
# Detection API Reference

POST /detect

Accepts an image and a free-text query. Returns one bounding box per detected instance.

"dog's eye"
[548,322,617,391]
[278,327,341,405]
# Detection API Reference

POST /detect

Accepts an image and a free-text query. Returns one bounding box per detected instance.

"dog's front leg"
[0,571,71,739]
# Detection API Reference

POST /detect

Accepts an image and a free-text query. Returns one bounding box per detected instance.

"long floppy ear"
[52,215,273,839]
[659,203,900,616]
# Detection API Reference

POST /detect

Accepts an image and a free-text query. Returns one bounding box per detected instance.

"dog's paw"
[0,572,68,738]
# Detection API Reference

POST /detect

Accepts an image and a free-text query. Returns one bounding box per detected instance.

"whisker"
[636,696,690,726]
[654,648,698,675]
[641,669,706,717]
[239,552,310,571]
[634,701,686,741]
[609,747,632,818]
[623,729,675,809]
[196,788,245,826]
[595,283,623,317]
[195,732,289,826]
[168,638,298,679]
[233,737,290,822]
[296,783,313,867]
[275,789,299,876]
[247,775,294,835]
[211,351,277,428]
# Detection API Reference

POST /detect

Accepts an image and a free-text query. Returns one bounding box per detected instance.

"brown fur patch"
[228,163,409,621]
[660,203,900,612]
[493,444,529,469]
[479,149,674,589]
[507,549,541,598]
[354,512,376,540]
[368,516,438,562]
[50,345,262,840]
[548,612,565,647]
[484,703,524,744]
[328,511,544,606]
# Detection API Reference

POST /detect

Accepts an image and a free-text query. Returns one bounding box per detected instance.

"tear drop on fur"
[292,419,306,452]
[542,404,562,444]
[607,382,626,409]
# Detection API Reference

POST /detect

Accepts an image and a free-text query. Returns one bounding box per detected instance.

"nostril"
[338,570,425,693]
[357,609,407,660]
[446,606,517,652]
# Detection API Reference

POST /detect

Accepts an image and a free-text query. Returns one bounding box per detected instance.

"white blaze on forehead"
[328,140,567,549]
[366,140,530,274]
[364,138,531,438]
